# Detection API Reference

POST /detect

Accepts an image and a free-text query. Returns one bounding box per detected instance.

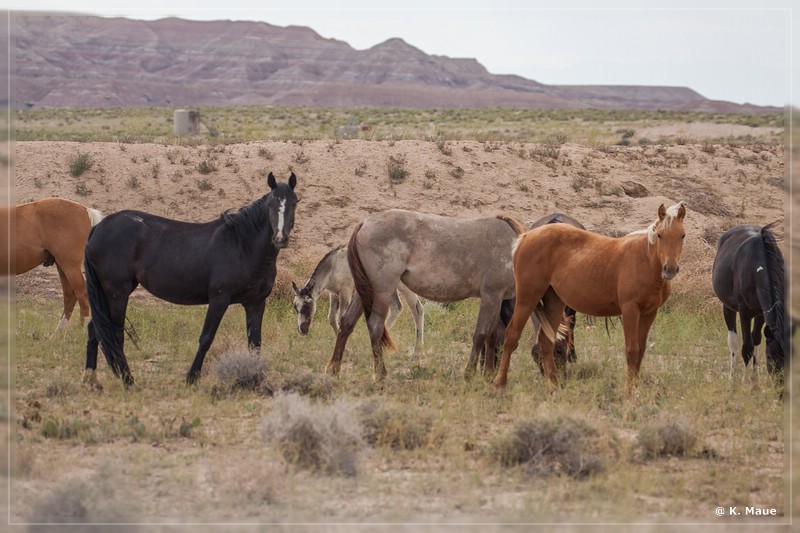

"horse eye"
[681,234,685,240]
[657,233,663,239]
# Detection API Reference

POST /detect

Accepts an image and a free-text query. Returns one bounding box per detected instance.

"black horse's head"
[266,172,298,249]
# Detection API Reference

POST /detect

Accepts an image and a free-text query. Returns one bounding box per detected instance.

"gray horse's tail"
[84,254,134,385]
[347,223,397,351]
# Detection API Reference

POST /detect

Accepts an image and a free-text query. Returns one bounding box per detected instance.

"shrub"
[68,152,93,177]
[387,154,409,183]
[196,159,216,174]
[357,399,434,450]
[636,414,699,459]
[489,416,606,479]
[211,349,268,394]
[261,394,364,476]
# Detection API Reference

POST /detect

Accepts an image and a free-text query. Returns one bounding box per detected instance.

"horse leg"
[366,294,393,382]
[186,300,230,384]
[530,311,543,374]
[327,292,362,375]
[464,293,502,380]
[89,287,135,388]
[244,299,266,351]
[59,262,91,329]
[384,290,403,331]
[494,298,539,389]
[635,309,659,389]
[54,264,78,333]
[538,289,566,392]
[565,306,578,363]
[722,306,738,380]
[83,321,103,391]
[399,286,425,353]
[328,293,341,335]
[739,311,757,384]
[621,306,642,398]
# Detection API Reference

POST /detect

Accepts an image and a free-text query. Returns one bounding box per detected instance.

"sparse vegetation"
[387,153,409,183]
[68,152,93,177]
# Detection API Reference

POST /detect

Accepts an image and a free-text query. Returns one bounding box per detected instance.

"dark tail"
[760,222,786,373]
[84,253,133,384]
[346,223,396,351]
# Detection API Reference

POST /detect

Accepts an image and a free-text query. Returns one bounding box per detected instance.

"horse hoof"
[82,370,104,391]
[325,363,339,376]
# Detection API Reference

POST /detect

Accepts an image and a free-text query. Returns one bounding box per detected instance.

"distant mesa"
[11,13,780,114]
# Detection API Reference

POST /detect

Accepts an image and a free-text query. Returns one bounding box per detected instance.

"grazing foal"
[292,245,425,351]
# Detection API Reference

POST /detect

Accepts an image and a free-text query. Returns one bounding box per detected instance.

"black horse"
[84,172,298,388]
[711,222,785,378]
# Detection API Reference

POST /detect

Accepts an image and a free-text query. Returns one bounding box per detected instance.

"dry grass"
[261,394,364,476]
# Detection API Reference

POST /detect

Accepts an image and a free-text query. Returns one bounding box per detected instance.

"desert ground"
[5,120,794,527]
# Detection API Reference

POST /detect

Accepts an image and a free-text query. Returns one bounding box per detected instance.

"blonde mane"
[639,201,687,245]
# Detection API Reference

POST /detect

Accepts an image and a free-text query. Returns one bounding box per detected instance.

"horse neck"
[631,234,669,284]
[302,251,340,300]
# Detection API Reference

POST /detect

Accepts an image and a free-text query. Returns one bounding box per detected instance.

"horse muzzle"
[662,265,680,280]
[298,322,309,335]
[273,235,290,249]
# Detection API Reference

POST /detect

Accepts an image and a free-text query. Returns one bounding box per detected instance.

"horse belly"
[400,270,477,302]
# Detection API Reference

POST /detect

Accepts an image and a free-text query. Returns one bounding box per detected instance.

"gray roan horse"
[325,209,530,381]
[292,245,425,351]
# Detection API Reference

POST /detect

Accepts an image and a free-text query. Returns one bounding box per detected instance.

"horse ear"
[657,204,667,221]
[268,172,277,190]
[291,281,300,295]
[289,172,297,190]
[676,203,686,221]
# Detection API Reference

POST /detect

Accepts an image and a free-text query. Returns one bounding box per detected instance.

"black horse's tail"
[760,222,786,373]
[346,223,396,351]
[84,253,134,384]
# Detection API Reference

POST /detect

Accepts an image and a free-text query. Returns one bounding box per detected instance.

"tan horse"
[0,198,103,330]
[494,202,687,397]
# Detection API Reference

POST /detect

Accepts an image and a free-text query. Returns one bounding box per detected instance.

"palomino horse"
[528,212,585,371]
[0,198,103,330]
[494,202,687,397]
[84,172,298,388]
[326,209,526,381]
[711,222,785,379]
[292,245,425,351]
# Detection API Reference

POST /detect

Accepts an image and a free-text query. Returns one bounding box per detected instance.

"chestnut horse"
[0,198,103,330]
[494,202,687,397]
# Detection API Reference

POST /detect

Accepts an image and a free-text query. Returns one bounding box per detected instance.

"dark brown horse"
[711,222,785,379]
[0,198,103,330]
[84,173,298,388]
[495,203,687,397]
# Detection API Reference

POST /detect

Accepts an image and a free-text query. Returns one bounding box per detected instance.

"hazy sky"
[3,0,795,107]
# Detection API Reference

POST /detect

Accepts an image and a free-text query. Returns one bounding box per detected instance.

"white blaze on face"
[276,198,287,237]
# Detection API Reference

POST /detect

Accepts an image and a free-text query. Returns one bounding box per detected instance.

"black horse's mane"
[301,245,345,295]
[222,193,270,237]
[761,222,785,347]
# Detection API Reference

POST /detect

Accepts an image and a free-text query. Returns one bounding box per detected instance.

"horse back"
[712,225,766,312]
[355,210,519,301]
[514,224,654,316]
[87,210,262,305]
[11,198,95,274]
